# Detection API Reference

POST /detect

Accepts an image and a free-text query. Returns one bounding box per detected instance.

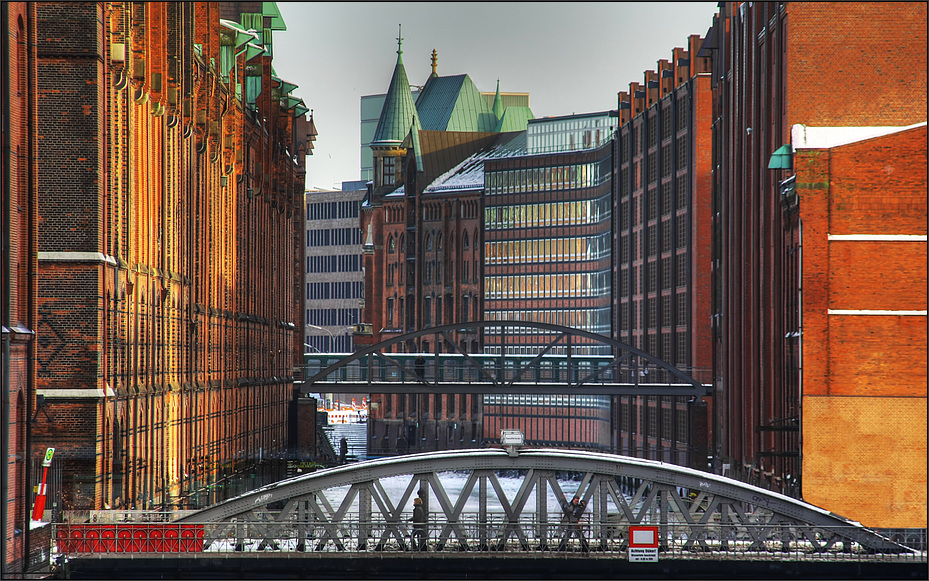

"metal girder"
[304,380,707,396]
[301,321,711,397]
[177,449,909,555]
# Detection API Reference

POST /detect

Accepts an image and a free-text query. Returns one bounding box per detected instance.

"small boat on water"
[321,398,368,424]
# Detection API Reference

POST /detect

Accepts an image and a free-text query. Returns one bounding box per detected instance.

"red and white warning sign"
[628,525,659,562]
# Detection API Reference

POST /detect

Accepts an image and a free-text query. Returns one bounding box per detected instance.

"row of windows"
[484,308,611,335]
[485,158,611,196]
[617,182,689,226]
[617,399,688,441]
[305,308,360,327]
[617,294,689,330]
[617,227,688,264]
[485,196,611,230]
[307,254,361,274]
[484,345,610,357]
[615,330,690,367]
[306,281,364,300]
[306,227,362,247]
[388,230,477,254]
[384,295,480,328]
[617,255,688,295]
[485,271,611,299]
[486,233,611,265]
[484,393,612,409]
[381,393,480,419]
[527,115,616,154]
[386,259,479,286]
[306,200,359,221]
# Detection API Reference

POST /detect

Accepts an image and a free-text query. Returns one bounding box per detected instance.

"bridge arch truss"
[177,449,908,556]
[303,321,711,397]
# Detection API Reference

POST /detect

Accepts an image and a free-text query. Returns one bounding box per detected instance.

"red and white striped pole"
[31,447,55,522]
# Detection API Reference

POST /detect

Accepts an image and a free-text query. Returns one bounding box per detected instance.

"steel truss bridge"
[300,321,713,396]
[159,449,906,556]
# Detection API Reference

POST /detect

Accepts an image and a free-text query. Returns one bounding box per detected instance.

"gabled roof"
[373,36,420,145]
[416,74,498,132]
[495,106,535,132]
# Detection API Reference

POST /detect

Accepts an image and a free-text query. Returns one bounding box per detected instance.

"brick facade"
[612,34,714,468]
[24,2,309,516]
[361,132,486,455]
[704,1,927,525]
[2,2,39,573]
[795,124,927,528]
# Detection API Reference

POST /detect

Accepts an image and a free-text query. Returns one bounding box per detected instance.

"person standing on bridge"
[411,497,428,550]
[414,354,426,381]
[558,496,589,552]
[339,436,348,465]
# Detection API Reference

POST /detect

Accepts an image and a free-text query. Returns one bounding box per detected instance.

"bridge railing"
[52,518,926,562]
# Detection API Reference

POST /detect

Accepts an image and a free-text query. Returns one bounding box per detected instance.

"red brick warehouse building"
[612,34,715,468]
[22,1,314,518]
[702,1,926,527]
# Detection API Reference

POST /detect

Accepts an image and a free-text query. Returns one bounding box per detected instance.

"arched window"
[463,231,470,250]
[388,235,395,253]
[425,232,433,252]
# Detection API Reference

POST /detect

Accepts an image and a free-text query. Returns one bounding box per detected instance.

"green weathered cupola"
[372,26,421,146]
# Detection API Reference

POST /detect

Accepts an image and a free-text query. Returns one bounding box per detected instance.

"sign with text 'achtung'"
[628,525,659,562]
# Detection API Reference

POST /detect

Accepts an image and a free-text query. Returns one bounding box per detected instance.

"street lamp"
[305,324,335,353]
[306,324,335,341]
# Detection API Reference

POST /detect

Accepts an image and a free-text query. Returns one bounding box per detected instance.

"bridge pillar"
[295,396,318,460]
[687,398,709,471]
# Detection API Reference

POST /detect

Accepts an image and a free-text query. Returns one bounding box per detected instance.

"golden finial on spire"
[431,49,438,76]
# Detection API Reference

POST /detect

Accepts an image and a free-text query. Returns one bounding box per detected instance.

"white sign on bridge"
[628,525,659,562]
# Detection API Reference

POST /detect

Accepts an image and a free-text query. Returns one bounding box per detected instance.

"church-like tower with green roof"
[368,28,533,202]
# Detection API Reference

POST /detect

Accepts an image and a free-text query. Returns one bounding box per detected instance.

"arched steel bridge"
[173,449,908,556]
[301,321,712,396]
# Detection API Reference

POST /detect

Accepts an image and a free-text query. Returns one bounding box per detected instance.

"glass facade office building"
[526,111,617,155]
[483,130,614,449]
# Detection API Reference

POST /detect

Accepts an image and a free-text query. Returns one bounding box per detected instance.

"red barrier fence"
[56,524,204,553]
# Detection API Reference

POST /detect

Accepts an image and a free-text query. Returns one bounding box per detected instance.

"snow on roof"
[424,132,527,193]
[791,122,927,149]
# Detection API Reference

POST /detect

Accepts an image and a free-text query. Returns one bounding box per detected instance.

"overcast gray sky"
[271,2,719,190]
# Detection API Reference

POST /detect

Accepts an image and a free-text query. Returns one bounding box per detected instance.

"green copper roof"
[416,74,497,132]
[373,29,421,145]
[495,105,534,132]
[261,2,287,31]
[491,79,504,121]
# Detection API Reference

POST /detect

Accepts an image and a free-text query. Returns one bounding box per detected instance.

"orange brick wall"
[30,1,305,512]
[786,2,928,127]
[797,124,927,528]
